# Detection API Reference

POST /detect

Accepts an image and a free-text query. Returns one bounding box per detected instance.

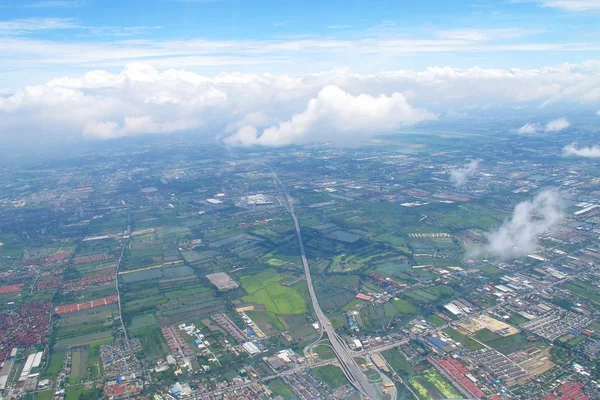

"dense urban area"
[2,123,600,400]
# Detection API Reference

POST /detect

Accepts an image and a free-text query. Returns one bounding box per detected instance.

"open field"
[241,271,307,315]
[54,330,113,350]
[312,365,349,389]
[268,378,298,399]
[71,348,89,379]
[442,328,484,351]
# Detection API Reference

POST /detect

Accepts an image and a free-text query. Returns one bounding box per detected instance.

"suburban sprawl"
[2,124,600,400]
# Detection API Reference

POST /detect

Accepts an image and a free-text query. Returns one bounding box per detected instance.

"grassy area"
[65,385,84,400]
[486,333,526,353]
[425,314,446,327]
[509,313,529,326]
[381,349,415,378]
[132,326,170,360]
[563,281,600,305]
[245,310,286,332]
[34,391,54,400]
[424,369,461,398]
[568,334,587,346]
[241,271,307,315]
[313,344,335,360]
[268,378,298,399]
[442,328,484,351]
[478,263,504,275]
[42,350,65,378]
[474,328,502,343]
[393,298,417,314]
[409,377,430,400]
[313,365,349,389]
[372,234,410,253]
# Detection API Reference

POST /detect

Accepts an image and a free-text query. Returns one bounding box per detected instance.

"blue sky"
[1,0,599,85]
[0,0,598,148]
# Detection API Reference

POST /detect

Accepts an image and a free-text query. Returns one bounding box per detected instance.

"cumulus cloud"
[224,85,435,146]
[544,117,570,132]
[516,117,569,133]
[468,189,564,260]
[0,63,598,146]
[83,116,199,139]
[563,143,600,158]
[449,160,480,186]
[517,122,541,134]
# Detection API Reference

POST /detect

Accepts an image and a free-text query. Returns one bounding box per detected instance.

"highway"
[272,169,379,399]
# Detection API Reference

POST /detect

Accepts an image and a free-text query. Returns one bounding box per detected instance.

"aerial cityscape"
[1,0,600,399]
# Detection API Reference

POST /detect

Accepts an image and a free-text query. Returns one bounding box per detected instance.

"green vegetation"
[478,263,504,275]
[381,349,415,378]
[509,313,529,326]
[42,350,65,378]
[442,327,484,351]
[245,310,285,333]
[424,369,461,398]
[486,333,527,354]
[313,344,335,360]
[65,385,84,400]
[568,334,587,346]
[425,314,446,327]
[312,365,349,389]
[393,298,417,315]
[241,271,307,315]
[268,378,298,399]
[474,328,502,343]
[35,391,54,400]
[563,281,600,305]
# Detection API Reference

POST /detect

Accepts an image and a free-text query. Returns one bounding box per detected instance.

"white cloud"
[328,24,351,29]
[83,116,199,139]
[449,160,480,186]
[563,143,600,157]
[0,18,80,34]
[517,122,541,134]
[468,189,564,260]
[544,117,570,132]
[516,117,570,133]
[536,0,600,11]
[435,28,535,42]
[0,63,598,145]
[224,85,435,146]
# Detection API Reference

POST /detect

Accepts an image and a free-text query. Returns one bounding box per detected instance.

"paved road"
[272,170,378,399]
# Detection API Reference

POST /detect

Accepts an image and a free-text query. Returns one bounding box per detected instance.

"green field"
[393,298,417,314]
[241,271,307,315]
[474,328,502,343]
[313,344,335,360]
[424,369,461,398]
[34,391,54,400]
[381,349,415,378]
[268,378,298,399]
[442,328,484,351]
[54,330,113,350]
[425,314,446,327]
[42,350,65,378]
[65,385,84,400]
[486,333,527,354]
[312,365,349,389]
[563,281,600,305]
[478,263,504,275]
[71,348,89,380]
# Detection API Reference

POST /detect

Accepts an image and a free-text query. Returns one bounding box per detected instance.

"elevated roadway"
[272,169,378,399]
